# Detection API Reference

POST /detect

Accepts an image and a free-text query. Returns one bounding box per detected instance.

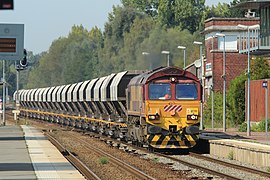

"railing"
[238,27,260,54]
[239,26,270,55]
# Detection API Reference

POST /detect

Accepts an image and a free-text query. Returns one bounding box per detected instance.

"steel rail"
[154,152,241,180]
[71,135,155,180]
[77,133,239,180]
[45,133,101,180]
[189,152,270,178]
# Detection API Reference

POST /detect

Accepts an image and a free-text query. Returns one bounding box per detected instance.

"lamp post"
[142,52,151,70]
[2,60,5,126]
[177,46,186,69]
[193,41,204,130]
[211,85,214,129]
[263,80,268,136]
[238,24,259,136]
[216,33,226,132]
[161,50,170,67]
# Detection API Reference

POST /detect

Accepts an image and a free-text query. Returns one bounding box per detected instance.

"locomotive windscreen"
[176,83,198,100]
[148,83,171,100]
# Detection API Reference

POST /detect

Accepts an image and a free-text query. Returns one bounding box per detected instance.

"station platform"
[0,125,86,180]
[199,129,270,167]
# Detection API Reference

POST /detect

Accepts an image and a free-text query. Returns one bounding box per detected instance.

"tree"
[250,57,270,80]
[204,0,253,20]
[121,0,206,33]
[121,0,158,17]
[99,5,146,75]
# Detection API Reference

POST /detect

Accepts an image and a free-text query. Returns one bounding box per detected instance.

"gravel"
[13,117,270,180]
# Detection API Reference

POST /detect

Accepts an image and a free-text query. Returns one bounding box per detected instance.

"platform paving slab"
[0,125,36,180]
[22,125,86,180]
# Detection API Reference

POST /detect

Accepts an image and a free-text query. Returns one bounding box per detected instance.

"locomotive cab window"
[149,83,171,100]
[176,83,198,100]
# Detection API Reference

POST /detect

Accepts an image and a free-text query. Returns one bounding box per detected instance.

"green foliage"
[99,156,109,164]
[239,119,270,132]
[152,157,159,163]
[228,57,270,126]
[250,57,270,80]
[204,92,224,128]
[204,1,248,20]
[228,73,247,126]
[121,0,206,33]
[121,0,158,17]
[251,119,270,132]
[26,25,103,87]
[7,0,264,103]
[238,122,247,132]
[228,150,234,160]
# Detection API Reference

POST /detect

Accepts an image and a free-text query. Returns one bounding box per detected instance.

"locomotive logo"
[164,105,182,112]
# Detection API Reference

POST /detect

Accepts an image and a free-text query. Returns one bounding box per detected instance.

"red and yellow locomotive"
[127,66,201,149]
[17,66,201,150]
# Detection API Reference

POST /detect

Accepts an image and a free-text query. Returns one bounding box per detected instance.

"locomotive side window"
[176,83,198,100]
[149,83,171,100]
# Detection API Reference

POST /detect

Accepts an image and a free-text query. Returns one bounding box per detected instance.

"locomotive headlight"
[148,113,160,120]
[171,77,177,82]
[187,114,198,120]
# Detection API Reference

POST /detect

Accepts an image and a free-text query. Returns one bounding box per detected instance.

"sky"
[0,0,232,54]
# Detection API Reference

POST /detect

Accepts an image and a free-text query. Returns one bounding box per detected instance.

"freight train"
[14,66,201,149]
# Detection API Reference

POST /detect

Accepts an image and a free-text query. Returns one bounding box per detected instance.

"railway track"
[46,133,101,180]
[99,134,270,179]
[69,135,155,180]
[113,141,238,179]
[14,115,270,179]
[189,152,270,178]
[8,116,158,179]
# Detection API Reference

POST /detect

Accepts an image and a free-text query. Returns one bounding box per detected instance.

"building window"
[206,63,212,71]
[218,35,237,50]
[260,5,270,46]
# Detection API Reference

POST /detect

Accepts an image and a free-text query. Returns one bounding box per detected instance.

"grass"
[99,156,109,164]
[152,157,159,163]
[228,150,234,160]
[267,167,270,173]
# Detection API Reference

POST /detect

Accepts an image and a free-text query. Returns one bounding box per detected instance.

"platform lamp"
[177,46,186,69]
[237,24,260,136]
[142,52,151,70]
[216,33,226,132]
[193,41,204,130]
[161,50,170,67]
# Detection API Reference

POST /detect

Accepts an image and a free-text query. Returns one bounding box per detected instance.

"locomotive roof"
[128,66,199,86]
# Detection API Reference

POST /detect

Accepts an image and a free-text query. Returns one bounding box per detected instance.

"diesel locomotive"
[15,66,201,149]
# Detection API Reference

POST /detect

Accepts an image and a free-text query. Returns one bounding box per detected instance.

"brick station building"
[203,17,260,97]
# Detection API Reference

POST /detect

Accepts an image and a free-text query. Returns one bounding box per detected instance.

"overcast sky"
[0,0,232,54]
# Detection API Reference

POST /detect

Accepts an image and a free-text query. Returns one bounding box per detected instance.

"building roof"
[233,0,270,9]
[203,17,259,34]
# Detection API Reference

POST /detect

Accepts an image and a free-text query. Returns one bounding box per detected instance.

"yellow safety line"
[20,109,127,128]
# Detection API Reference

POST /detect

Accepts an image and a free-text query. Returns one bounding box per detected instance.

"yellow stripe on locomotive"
[146,100,200,148]
[127,66,201,149]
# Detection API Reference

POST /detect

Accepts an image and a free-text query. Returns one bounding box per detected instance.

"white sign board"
[0,24,24,60]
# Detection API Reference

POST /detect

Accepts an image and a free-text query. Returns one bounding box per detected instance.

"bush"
[238,122,247,132]
[239,119,270,132]
[99,156,109,164]
[227,73,246,126]
[251,119,270,132]
[204,92,226,128]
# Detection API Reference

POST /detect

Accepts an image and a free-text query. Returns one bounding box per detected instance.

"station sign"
[0,0,13,10]
[0,24,24,60]
[263,81,268,88]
